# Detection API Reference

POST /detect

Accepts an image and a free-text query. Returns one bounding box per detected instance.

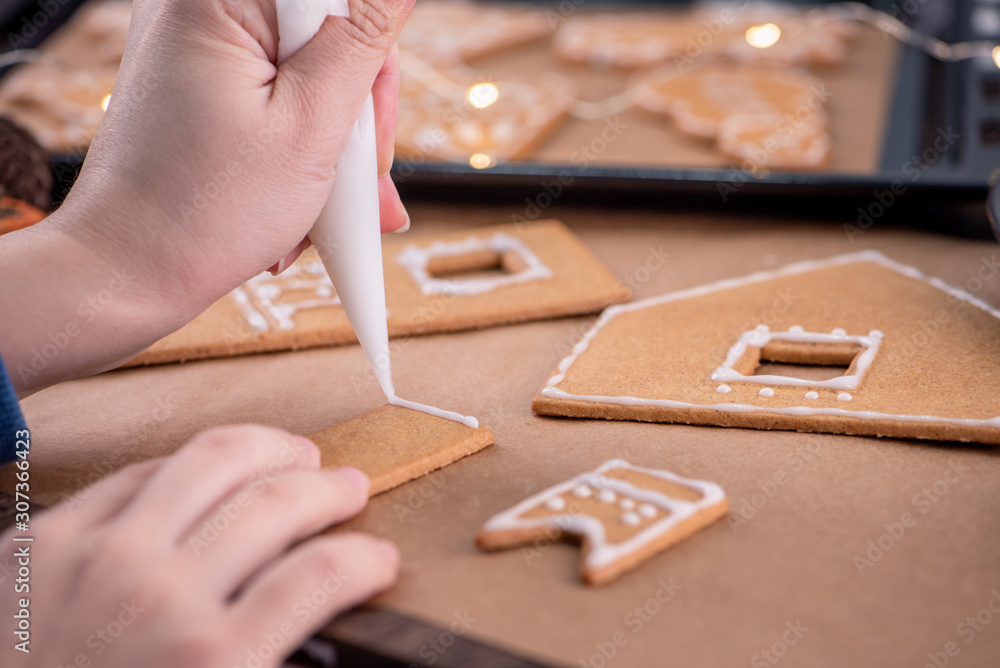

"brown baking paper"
[5,204,999,667]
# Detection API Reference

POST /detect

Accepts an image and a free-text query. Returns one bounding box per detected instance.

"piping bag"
[276,0,478,428]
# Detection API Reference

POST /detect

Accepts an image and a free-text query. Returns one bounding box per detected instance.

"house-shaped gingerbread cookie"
[533,251,1000,444]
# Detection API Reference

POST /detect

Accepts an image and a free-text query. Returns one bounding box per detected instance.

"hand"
[1,425,399,667]
[0,0,413,394]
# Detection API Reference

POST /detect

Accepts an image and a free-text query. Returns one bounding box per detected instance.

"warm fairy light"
[745,23,781,49]
[467,82,500,109]
[100,93,112,112]
[468,152,496,169]
[993,46,1000,69]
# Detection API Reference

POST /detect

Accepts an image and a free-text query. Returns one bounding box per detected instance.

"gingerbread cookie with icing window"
[533,251,1000,445]
[477,459,728,585]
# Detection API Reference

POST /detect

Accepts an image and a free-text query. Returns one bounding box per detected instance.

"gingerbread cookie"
[395,62,576,165]
[476,459,728,585]
[311,404,493,496]
[635,61,827,138]
[717,113,831,169]
[719,9,858,66]
[398,0,553,65]
[129,220,630,366]
[552,13,692,68]
[533,251,1000,445]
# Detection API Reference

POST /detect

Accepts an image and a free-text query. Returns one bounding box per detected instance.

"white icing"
[480,460,725,571]
[717,385,732,394]
[869,330,884,337]
[805,391,819,400]
[620,498,636,510]
[597,489,617,503]
[540,251,1000,430]
[711,328,881,390]
[759,388,775,397]
[838,392,853,402]
[831,327,847,336]
[638,503,658,518]
[230,260,343,332]
[396,233,553,296]
[621,512,641,526]
[387,394,479,429]
[546,497,566,511]
[573,485,592,498]
[788,325,804,333]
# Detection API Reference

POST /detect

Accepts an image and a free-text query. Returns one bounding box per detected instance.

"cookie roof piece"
[533,251,1000,444]
[476,459,728,585]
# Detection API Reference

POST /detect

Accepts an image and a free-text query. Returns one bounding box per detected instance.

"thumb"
[271,0,414,164]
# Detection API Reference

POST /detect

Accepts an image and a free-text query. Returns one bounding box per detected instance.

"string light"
[993,45,1000,69]
[745,23,781,49]
[467,82,499,109]
[468,152,496,169]
[100,92,111,112]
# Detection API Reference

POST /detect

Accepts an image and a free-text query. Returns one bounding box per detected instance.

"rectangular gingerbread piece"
[311,405,494,496]
[129,219,630,366]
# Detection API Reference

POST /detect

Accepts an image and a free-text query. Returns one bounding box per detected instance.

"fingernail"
[393,209,410,234]
[295,436,320,464]
[377,539,400,567]
[335,467,371,496]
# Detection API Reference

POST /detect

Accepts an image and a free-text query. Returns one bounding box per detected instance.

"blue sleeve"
[0,354,27,466]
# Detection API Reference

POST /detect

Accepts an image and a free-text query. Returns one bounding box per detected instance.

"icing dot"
[788,325,804,333]
[546,497,566,511]
[805,391,819,400]
[759,388,775,397]
[838,392,853,402]
[755,324,770,332]
[598,489,617,503]
[717,385,732,394]
[316,285,333,298]
[573,485,592,498]
[620,498,636,510]
[638,503,657,518]
[832,328,846,336]
[869,330,884,338]
[621,512,641,526]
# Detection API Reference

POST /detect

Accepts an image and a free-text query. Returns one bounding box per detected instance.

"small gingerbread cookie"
[634,61,827,139]
[476,459,728,585]
[552,13,692,68]
[398,0,553,65]
[533,251,1000,445]
[395,61,576,165]
[717,113,831,169]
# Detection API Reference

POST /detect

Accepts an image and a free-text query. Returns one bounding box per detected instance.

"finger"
[45,458,164,527]
[273,0,415,173]
[231,532,399,641]
[180,467,370,595]
[267,238,312,275]
[114,426,320,543]
[373,45,399,177]
[379,173,409,233]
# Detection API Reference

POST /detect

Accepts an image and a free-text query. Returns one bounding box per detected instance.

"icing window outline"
[710,325,883,391]
[230,259,343,333]
[396,232,553,297]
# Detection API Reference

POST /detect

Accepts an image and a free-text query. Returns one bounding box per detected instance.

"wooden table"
[9,200,1000,667]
